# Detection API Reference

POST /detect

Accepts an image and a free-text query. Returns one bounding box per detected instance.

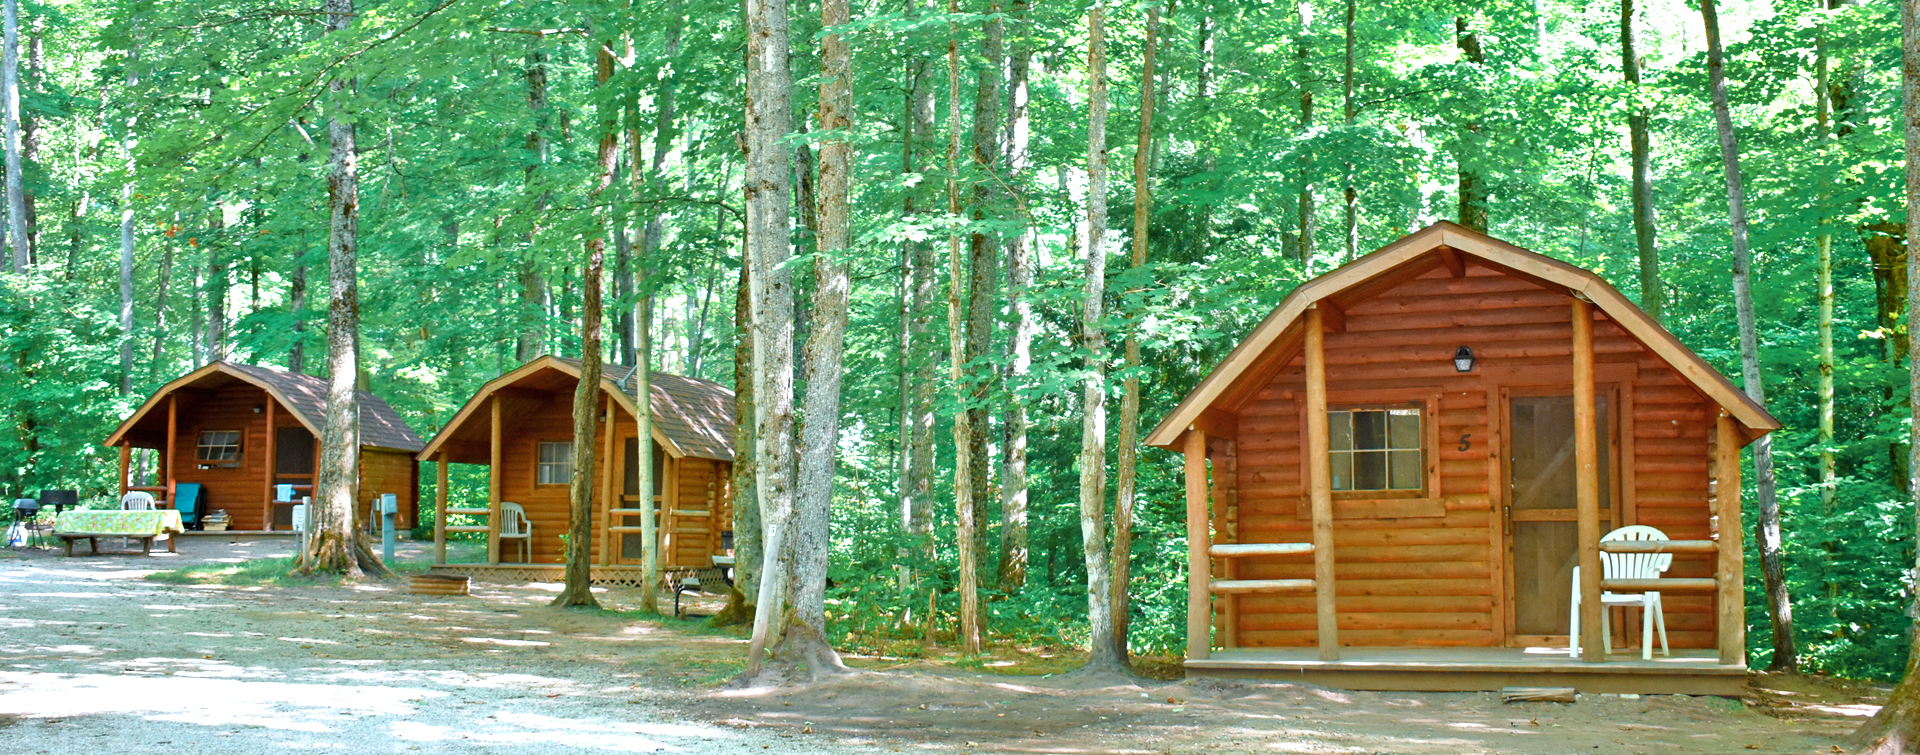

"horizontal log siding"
[171,385,275,531]
[357,450,418,531]
[1231,265,1718,648]
[501,392,623,565]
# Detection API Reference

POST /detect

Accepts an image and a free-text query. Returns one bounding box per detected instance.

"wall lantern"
[253,404,265,414]
[1453,346,1475,373]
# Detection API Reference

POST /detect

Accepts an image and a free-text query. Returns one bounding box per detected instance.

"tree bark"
[289,248,307,373]
[3,0,24,273]
[119,31,139,394]
[1111,0,1157,664]
[1700,0,1789,672]
[779,0,853,673]
[1455,15,1487,234]
[1623,0,1663,323]
[1078,0,1123,673]
[1294,1,1314,264]
[517,50,552,364]
[1865,221,1910,488]
[1341,0,1358,258]
[296,0,387,579]
[945,0,981,656]
[996,0,1032,592]
[740,0,799,682]
[149,243,171,379]
[1851,3,1920,749]
[206,213,226,362]
[719,252,761,624]
[965,1,1004,578]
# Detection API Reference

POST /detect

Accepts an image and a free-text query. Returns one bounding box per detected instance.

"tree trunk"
[1341,0,1358,258]
[1851,4,1920,749]
[296,0,387,579]
[290,247,308,372]
[1078,0,1123,674]
[1623,0,1663,323]
[1816,8,1842,658]
[945,0,982,656]
[902,33,940,601]
[778,0,854,673]
[517,51,552,364]
[719,252,761,625]
[997,0,1032,593]
[2,0,23,273]
[964,3,1004,580]
[1455,15,1487,234]
[740,0,798,682]
[1111,0,1157,664]
[206,214,226,362]
[1295,1,1313,264]
[1865,221,1910,488]
[149,243,172,379]
[1700,0,1788,673]
[119,33,139,394]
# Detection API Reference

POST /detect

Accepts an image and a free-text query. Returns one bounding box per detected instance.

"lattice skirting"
[427,563,653,587]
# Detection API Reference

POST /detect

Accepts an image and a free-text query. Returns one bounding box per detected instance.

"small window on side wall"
[1329,406,1423,492]
[196,431,243,465]
[537,442,574,485]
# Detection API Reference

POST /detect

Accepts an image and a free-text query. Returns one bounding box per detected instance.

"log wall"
[1230,265,1718,649]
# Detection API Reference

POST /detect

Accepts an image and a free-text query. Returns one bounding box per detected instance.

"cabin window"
[1329,407,1423,492]
[196,431,243,465]
[537,442,573,485]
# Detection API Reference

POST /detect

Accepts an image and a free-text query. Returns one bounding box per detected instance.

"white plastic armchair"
[498,502,533,564]
[120,492,155,511]
[1570,524,1672,660]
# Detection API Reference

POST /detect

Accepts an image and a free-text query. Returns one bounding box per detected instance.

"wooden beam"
[488,394,503,565]
[597,394,615,566]
[435,453,450,565]
[1438,246,1467,278]
[165,393,177,500]
[1314,300,1346,334]
[261,397,276,531]
[1599,540,1717,554]
[117,443,131,499]
[1209,579,1314,594]
[1572,299,1605,663]
[1305,306,1340,660]
[1209,542,1314,557]
[1184,427,1210,660]
[1603,578,1718,592]
[1715,412,1747,666]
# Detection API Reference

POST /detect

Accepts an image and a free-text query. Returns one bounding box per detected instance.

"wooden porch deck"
[427,563,652,587]
[1186,646,1747,696]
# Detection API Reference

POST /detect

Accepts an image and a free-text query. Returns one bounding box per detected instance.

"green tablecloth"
[54,509,184,536]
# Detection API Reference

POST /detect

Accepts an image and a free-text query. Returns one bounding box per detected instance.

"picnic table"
[54,510,184,556]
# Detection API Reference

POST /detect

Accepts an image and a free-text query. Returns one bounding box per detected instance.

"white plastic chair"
[498,502,533,564]
[120,492,155,510]
[1570,525,1671,660]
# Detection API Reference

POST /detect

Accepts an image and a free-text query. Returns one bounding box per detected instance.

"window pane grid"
[196,431,242,463]
[1328,407,1422,492]
[538,442,574,485]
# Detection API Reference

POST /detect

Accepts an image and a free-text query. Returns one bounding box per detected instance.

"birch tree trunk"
[780,0,853,672]
[964,2,1005,577]
[2,0,24,272]
[553,33,622,610]
[945,0,981,655]
[996,0,1032,592]
[118,32,139,394]
[297,0,387,578]
[1111,0,1157,663]
[741,0,799,681]
[1622,0,1663,322]
[1700,0,1790,672]
[1850,3,1920,749]
[1815,7,1840,663]
[1078,0,1123,673]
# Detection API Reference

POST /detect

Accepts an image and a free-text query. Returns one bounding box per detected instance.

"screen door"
[1506,394,1611,641]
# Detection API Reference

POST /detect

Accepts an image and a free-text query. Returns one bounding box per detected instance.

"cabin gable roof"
[103,361,425,453]
[1145,222,1780,450]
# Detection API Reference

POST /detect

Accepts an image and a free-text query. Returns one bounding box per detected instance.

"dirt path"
[0,537,1873,754]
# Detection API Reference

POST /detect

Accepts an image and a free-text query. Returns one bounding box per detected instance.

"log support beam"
[1715,412,1746,666]
[1184,427,1210,660]
[435,453,449,565]
[165,394,178,501]
[1573,299,1605,663]
[1306,305,1339,660]
[488,395,503,565]
[261,397,276,531]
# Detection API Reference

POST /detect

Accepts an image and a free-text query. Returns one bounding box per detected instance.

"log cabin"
[1148,223,1779,695]
[103,361,425,532]
[416,355,734,585]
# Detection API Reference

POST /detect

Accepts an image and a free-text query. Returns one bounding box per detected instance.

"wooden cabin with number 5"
[416,356,735,585]
[103,361,425,532]
[1149,223,1779,695]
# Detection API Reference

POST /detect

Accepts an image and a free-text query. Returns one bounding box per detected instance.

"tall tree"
[783,0,855,672]
[2,0,22,272]
[516,49,552,364]
[1699,0,1790,672]
[118,31,139,394]
[964,0,1005,571]
[1295,0,1315,264]
[1622,0,1663,322]
[1814,0,1840,662]
[1078,0,1123,673]
[1852,4,1920,749]
[945,0,982,655]
[1112,0,1158,663]
[726,255,761,620]
[296,0,386,577]
[996,0,1032,592]
[1341,0,1358,258]
[741,0,800,680]
[1455,15,1487,233]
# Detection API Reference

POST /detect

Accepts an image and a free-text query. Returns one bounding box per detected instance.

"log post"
[1305,305,1339,660]
[165,393,178,500]
[1715,412,1747,666]
[597,394,615,567]
[434,452,449,565]
[261,397,276,530]
[488,394,503,565]
[1572,298,1605,663]
[117,443,131,498]
[1183,427,1210,660]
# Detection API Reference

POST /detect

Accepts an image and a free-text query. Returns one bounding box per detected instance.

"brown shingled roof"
[103,361,425,453]
[586,360,736,462]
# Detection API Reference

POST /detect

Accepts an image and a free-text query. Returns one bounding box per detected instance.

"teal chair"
[173,483,206,531]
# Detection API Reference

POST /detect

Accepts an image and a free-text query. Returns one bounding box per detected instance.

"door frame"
[1497,382,1626,647]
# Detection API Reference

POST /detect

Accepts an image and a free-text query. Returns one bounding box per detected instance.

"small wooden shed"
[104,361,425,532]
[415,355,735,585]
[1148,223,1779,694]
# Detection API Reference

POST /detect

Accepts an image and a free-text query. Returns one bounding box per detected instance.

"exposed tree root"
[708,586,754,627]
